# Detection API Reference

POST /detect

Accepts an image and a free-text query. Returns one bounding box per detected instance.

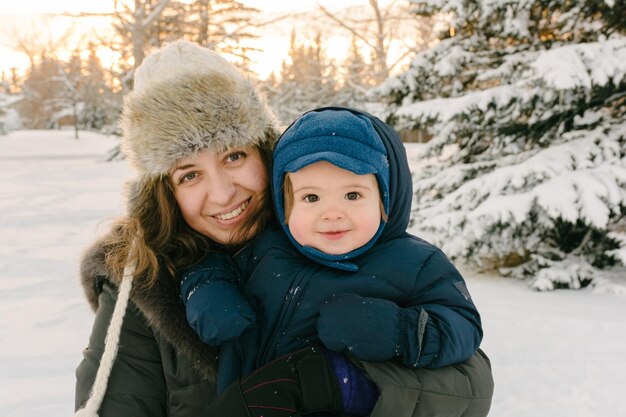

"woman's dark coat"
[75,240,219,416]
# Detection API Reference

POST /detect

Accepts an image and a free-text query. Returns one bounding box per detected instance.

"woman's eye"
[226,151,246,163]
[180,172,197,183]
[303,194,319,203]
[346,192,361,200]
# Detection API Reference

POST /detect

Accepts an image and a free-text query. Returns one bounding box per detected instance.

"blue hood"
[272,107,413,272]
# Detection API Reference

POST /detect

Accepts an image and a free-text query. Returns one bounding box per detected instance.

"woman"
[75,40,493,417]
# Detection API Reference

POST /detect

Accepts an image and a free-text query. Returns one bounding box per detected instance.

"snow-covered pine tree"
[0,93,7,134]
[337,36,370,106]
[0,92,22,134]
[18,56,68,129]
[374,0,626,291]
[78,43,121,134]
[0,78,7,134]
[265,31,339,126]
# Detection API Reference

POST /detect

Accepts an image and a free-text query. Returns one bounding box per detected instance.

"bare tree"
[5,17,75,70]
[317,0,432,84]
[3,20,74,129]
[56,1,171,89]
[98,1,268,88]
[187,0,261,67]
[110,0,171,88]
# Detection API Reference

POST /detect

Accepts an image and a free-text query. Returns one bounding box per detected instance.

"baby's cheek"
[287,213,310,246]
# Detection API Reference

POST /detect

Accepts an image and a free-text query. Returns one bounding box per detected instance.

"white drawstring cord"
[74,263,135,417]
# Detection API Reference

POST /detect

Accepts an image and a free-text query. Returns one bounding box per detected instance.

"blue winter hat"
[273,109,390,272]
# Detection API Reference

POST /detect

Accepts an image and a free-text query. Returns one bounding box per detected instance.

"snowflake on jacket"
[180,108,483,393]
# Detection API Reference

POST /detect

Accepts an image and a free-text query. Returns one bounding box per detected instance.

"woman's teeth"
[215,200,249,220]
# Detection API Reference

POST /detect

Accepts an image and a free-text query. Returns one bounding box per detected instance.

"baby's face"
[287,161,381,255]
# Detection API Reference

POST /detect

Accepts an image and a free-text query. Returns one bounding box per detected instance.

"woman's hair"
[104,137,276,290]
[227,137,275,247]
[103,176,210,290]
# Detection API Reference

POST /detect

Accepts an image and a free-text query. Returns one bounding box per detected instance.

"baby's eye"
[345,192,361,200]
[303,194,319,203]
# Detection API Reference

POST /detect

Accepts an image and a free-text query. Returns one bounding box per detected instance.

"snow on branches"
[376,0,626,290]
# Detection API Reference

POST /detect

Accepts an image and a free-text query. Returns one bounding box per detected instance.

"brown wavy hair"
[103,137,275,290]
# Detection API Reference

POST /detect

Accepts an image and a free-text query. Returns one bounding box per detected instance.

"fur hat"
[121,40,279,178]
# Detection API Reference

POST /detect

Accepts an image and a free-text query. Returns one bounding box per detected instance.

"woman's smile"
[214,198,250,222]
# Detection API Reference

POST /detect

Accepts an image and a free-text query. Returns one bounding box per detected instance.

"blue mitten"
[317,294,403,361]
[185,280,256,345]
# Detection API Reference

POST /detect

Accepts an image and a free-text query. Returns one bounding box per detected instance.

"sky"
[1,130,625,416]
[0,0,366,15]
[0,0,391,79]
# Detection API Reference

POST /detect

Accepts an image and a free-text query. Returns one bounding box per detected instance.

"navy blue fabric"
[209,222,483,393]
[272,109,390,272]
[180,255,256,345]
[318,293,403,361]
[180,107,483,397]
[324,349,379,416]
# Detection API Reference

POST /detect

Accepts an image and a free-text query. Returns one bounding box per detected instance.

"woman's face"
[170,147,268,245]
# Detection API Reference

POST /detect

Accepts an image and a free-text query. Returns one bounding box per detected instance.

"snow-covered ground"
[1,130,624,417]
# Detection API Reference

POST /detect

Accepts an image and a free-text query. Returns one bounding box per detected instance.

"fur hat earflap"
[121,40,279,178]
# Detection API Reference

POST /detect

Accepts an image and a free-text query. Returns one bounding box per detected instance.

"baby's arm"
[400,248,482,367]
[318,249,482,368]
[180,254,256,345]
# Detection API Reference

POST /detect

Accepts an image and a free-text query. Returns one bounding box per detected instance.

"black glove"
[207,345,346,417]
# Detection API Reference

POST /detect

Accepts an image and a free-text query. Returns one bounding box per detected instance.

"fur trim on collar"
[79,236,218,382]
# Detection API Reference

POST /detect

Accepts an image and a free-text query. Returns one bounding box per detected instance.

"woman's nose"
[205,173,236,205]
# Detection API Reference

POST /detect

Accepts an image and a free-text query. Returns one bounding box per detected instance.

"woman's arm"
[204,347,493,417]
[75,281,167,417]
[206,345,346,417]
[358,349,494,417]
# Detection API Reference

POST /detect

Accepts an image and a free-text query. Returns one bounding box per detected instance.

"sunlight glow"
[1,1,112,15]
[0,1,398,80]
